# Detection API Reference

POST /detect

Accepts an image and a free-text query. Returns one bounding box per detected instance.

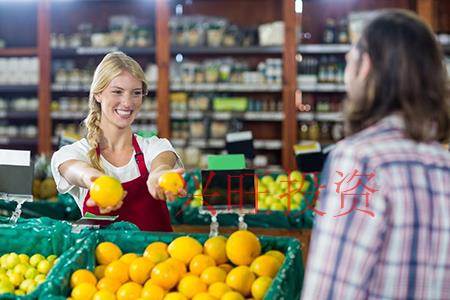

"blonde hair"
[84,51,148,171]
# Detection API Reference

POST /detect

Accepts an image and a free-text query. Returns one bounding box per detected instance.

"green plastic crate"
[41,229,304,299]
[0,218,76,300]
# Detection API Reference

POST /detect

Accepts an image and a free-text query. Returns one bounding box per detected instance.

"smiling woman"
[50,52,185,232]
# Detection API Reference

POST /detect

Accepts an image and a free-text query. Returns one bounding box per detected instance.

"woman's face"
[96,71,144,130]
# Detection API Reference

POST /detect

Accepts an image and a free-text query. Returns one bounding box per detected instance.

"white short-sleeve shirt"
[51,135,182,210]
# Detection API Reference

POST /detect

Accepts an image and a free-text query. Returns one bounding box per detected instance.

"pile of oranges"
[67,230,285,300]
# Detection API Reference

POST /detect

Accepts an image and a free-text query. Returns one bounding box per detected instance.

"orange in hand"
[158,172,185,194]
[90,176,124,208]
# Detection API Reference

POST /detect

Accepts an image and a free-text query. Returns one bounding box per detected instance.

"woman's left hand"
[147,167,186,201]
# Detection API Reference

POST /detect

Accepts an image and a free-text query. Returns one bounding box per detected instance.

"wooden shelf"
[297,112,343,122]
[0,111,38,119]
[171,138,282,150]
[298,82,346,92]
[0,48,37,57]
[298,44,351,54]
[170,111,284,121]
[171,46,283,55]
[170,83,282,92]
[0,85,37,93]
[0,137,37,146]
[51,47,156,57]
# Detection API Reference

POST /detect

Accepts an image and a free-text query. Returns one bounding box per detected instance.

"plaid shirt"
[301,114,450,300]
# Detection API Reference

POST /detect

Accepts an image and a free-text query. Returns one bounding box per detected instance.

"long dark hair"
[344,9,449,142]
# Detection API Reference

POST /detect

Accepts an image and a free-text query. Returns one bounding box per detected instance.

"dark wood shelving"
[0,48,37,57]
[0,86,37,93]
[171,46,283,55]
[51,47,156,57]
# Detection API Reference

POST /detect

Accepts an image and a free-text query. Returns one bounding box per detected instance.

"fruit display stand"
[41,229,303,299]
[0,217,76,299]
[168,170,316,265]
[0,194,80,221]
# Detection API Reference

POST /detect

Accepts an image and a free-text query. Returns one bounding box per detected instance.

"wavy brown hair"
[84,52,148,171]
[344,10,449,143]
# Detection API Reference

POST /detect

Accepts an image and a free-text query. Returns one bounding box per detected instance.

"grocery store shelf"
[138,111,157,119]
[0,48,37,57]
[254,139,282,150]
[0,85,37,93]
[171,46,283,55]
[298,82,346,92]
[298,44,351,54]
[0,137,37,145]
[298,112,343,122]
[172,138,281,150]
[244,111,284,121]
[170,111,284,121]
[51,111,86,119]
[52,47,156,57]
[52,83,156,92]
[0,111,37,119]
[171,83,282,92]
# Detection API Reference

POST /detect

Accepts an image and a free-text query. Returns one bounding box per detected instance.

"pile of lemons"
[0,252,58,296]
[68,230,284,300]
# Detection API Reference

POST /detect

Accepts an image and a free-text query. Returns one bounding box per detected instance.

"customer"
[51,52,183,232]
[302,10,450,299]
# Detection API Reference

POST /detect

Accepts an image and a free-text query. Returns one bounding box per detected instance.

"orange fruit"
[97,277,121,293]
[164,292,188,300]
[208,282,231,298]
[221,291,245,300]
[200,266,226,285]
[158,172,185,194]
[94,265,107,280]
[225,266,255,297]
[71,282,97,300]
[218,264,233,273]
[96,242,123,265]
[70,269,97,288]
[120,253,139,265]
[192,292,217,300]
[250,255,281,278]
[116,282,143,300]
[168,237,203,265]
[144,242,168,256]
[141,283,166,300]
[189,254,216,275]
[151,262,180,290]
[165,258,187,278]
[251,276,272,300]
[93,289,116,300]
[204,236,228,265]
[264,250,285,265]
[225,231,261,266]
[90,175,124,207]
[129,257,155,284]
[177,274,207,298]
[144,242,169,264]
[104,261,129,284]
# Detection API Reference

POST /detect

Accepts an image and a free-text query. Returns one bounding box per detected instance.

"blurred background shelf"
[0,48,37,57]
[298,44,351,54]
[51,47,156,57]
[171,46,283,55]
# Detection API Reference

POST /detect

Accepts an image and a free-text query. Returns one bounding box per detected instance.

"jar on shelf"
[309,122,320,141]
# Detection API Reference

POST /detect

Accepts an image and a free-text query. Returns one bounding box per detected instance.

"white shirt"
[51,135,182,210]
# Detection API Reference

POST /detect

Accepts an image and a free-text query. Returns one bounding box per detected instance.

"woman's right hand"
[85,175,127,214]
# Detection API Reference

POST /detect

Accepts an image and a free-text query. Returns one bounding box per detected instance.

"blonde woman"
[51,52,183,232]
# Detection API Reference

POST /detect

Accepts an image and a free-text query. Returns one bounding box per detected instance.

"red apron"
[82,135,173,232]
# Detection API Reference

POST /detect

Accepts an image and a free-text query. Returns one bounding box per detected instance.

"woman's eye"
[134,91,143,96]
[112,90,122,95]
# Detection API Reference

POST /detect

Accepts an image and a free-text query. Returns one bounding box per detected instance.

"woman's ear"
[358,53,372,80]
[94,94,101,103]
